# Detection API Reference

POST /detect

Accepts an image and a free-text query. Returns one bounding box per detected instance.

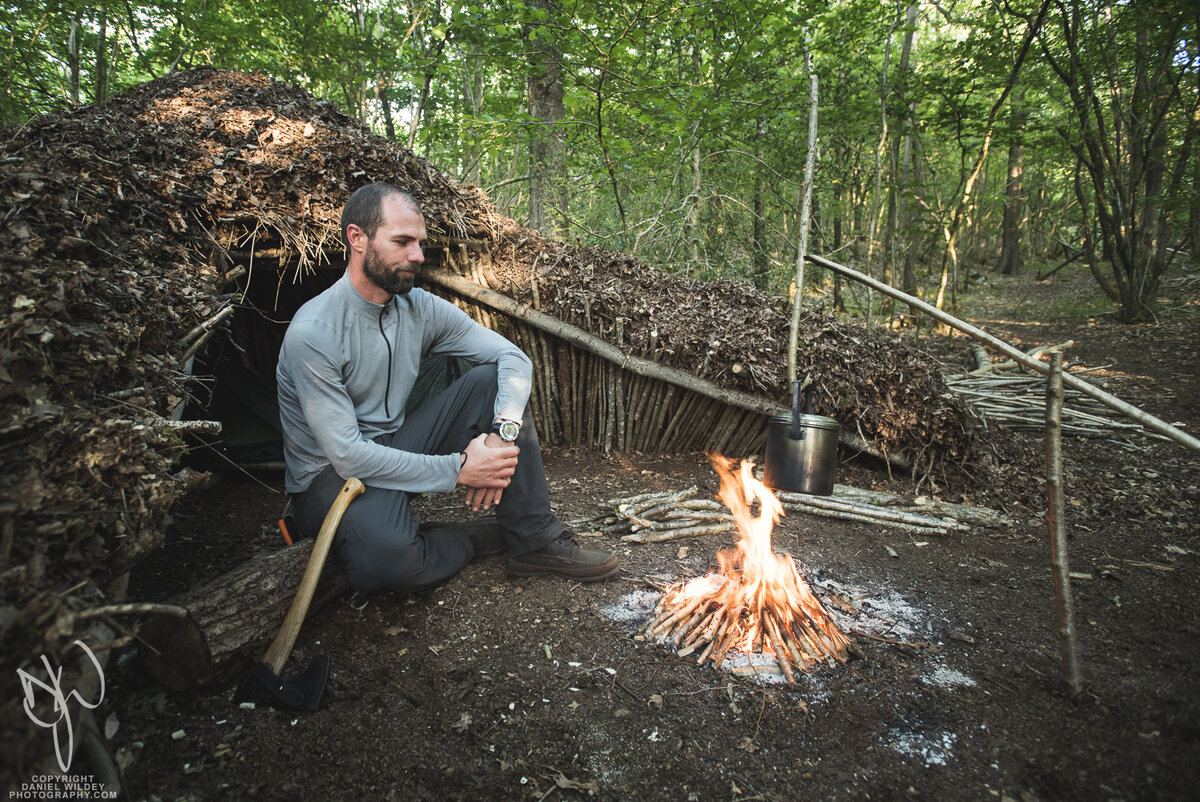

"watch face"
[498,421,520,441]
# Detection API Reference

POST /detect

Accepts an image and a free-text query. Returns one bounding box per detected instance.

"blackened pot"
[762,413,839,495]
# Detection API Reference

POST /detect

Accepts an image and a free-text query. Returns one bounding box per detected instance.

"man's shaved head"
[341,183,422,250]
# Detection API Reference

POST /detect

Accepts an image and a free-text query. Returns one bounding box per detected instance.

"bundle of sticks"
[636,568,858,684]
[588,483,993,542]
[946,341,1155,439]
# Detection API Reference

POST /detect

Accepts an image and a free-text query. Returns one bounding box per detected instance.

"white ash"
[606,571,962,691]
[922,664,977,689]
[884,727,957,767]
[811,576,929,640]
[601,589,660,623]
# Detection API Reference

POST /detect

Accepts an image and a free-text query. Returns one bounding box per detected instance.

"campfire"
[640,456,855,683]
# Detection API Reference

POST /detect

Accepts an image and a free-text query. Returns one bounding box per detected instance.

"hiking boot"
[507,531,620,581]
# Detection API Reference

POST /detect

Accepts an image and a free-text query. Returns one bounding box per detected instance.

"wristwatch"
[492,419,521,442]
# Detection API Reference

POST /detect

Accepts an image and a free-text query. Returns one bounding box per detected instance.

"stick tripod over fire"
[640,456,858,684]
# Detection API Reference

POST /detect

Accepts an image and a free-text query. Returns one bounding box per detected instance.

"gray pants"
[292,365,563,592]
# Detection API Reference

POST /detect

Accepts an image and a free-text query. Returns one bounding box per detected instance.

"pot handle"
[789,380,806,440]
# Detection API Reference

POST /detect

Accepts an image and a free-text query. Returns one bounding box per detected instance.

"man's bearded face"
[362,237,416,296]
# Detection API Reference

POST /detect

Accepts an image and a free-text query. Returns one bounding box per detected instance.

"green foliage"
[2,0,1196,323]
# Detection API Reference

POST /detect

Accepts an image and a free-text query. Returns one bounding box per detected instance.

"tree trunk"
[1191,142,1200,259]
[900,132,917,298]
[854,188,869,324]
[867,12,901,268]
[898,3,919,305]
[997,89,1027,275]
[965,150,988,271]
[407,36,447,151]
[933,0,1049,319]
[526,0,566,236]
[462,59,484,184]
[687,43,703,271]
[787,63,819,385]
[95,9,109,104]
[752,118,769,289]
[883,3,918,321]
[407,74,432,150]
[833,181,844,312]
[1036,1,1194,322]
[68,14,81,107]
[377,77,395,140]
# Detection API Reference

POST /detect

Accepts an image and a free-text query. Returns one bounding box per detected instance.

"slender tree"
[996,86,1028,275]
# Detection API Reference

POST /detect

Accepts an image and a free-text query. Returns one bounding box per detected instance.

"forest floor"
[110,263,1200,801]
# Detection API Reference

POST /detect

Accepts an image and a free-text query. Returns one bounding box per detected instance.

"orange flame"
[653,456,852,679]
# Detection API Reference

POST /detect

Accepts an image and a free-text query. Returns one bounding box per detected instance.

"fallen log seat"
[139,540,349,691]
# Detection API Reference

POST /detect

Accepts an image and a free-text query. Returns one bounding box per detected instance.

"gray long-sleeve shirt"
[276,271,532,494]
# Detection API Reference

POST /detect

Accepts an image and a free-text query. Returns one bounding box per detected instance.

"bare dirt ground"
[110,265,1200,801]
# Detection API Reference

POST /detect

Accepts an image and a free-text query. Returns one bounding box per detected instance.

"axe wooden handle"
[263,477,365,673]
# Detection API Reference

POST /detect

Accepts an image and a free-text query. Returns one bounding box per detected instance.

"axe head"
[235,655,329,711]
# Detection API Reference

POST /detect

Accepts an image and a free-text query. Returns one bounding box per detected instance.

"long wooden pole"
[788,56,819,384]
[806,252,1200,454]
[423,267,783,418]
[1045,352,1083,695]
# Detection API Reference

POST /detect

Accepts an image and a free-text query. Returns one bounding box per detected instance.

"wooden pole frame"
[425,266,914,469]
[423,266,783,418]
[1046,352,1083,695]
[806,252,1200,454]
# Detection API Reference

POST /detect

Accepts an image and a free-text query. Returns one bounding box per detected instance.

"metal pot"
[762,380,839,495]
[762,413,840,495]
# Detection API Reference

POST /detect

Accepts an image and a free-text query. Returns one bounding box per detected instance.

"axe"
[237,477,364,710]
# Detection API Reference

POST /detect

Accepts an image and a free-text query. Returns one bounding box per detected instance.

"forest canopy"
[2,0,1197,322]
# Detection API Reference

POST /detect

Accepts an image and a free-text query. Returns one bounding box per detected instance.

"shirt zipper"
[378,301,394,418]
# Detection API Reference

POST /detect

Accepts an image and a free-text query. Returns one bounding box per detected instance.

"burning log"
[635,457,855,683]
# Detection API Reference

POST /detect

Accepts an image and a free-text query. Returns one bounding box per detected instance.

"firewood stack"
[590,481,1005,542]
[947,341,1158,440]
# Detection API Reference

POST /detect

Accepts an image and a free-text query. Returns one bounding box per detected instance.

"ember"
[641,456,855,683]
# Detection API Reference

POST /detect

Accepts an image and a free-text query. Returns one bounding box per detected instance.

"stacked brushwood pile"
[590,483,1003,544]
[0,68,988,782]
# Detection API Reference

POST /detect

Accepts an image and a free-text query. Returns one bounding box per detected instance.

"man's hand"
[457,432,519,511]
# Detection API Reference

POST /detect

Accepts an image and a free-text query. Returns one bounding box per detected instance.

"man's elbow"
[508,348,533,376]
[326,445,362,478]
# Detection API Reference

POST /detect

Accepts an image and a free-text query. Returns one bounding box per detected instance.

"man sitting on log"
[276,183,619,591]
